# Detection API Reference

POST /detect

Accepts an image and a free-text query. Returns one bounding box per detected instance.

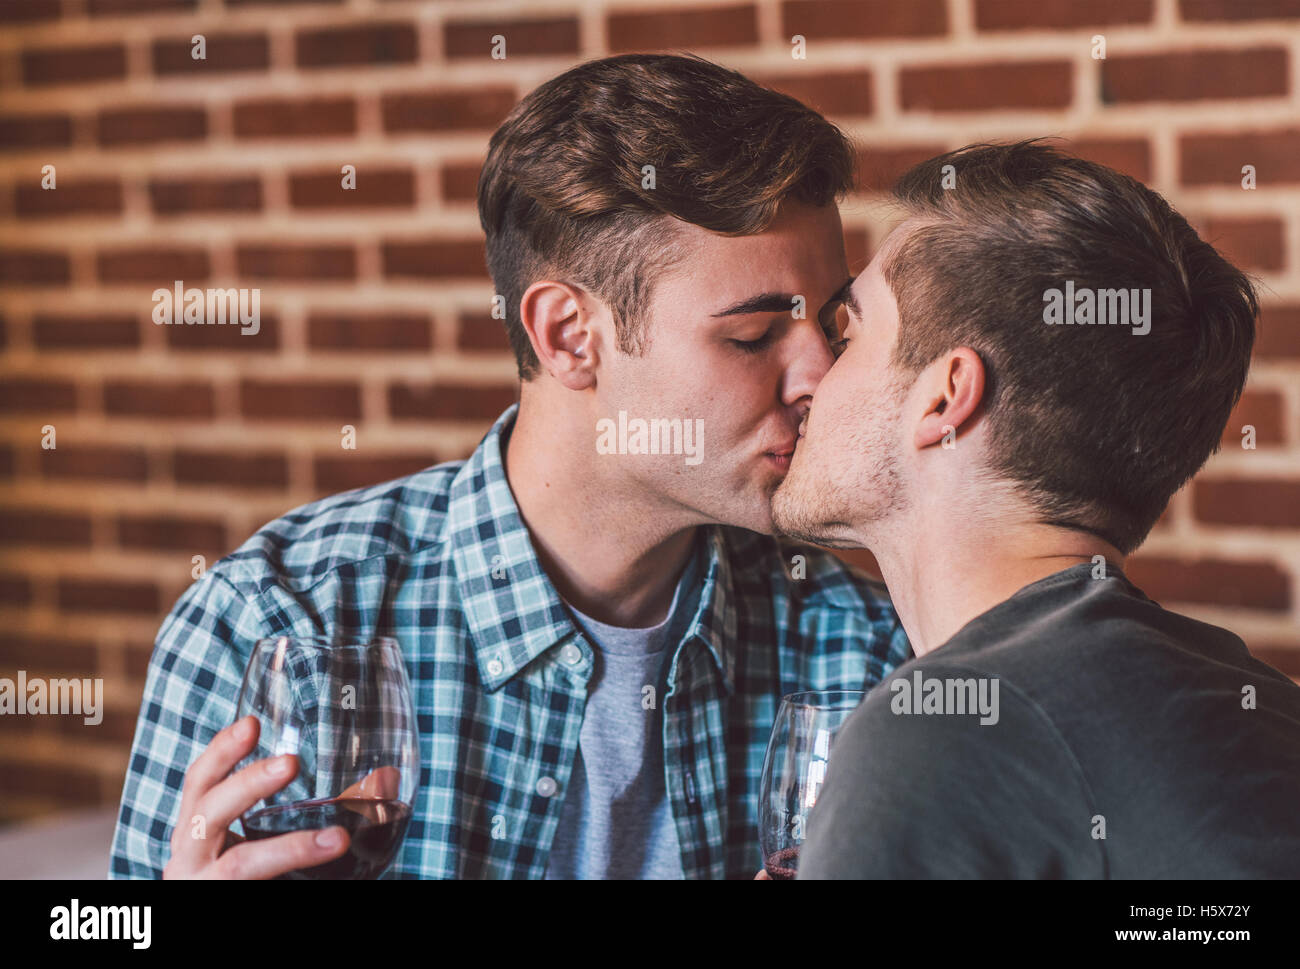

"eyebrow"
[710,292,801,317]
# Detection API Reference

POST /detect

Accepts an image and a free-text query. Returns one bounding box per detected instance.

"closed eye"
[730,330,775,354]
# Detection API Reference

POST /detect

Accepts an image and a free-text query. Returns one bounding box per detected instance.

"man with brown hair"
[111,53,909,880]
[775,141,1300,877]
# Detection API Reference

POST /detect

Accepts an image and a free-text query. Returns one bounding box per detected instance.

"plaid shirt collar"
[448,404,738,695]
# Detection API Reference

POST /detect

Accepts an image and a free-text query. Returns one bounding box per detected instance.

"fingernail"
[267,755,292,776]
[316,828,344,849]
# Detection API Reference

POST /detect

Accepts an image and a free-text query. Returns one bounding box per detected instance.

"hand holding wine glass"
[163,636,420,880]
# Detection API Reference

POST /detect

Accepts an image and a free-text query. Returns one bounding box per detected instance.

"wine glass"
[758,690,866,879]
[234,635,420,879]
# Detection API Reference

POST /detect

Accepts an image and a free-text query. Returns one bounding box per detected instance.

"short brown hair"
[477,53,856,380]
[883,140,1258,554]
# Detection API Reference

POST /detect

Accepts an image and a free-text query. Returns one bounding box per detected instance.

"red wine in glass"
[244,796,413,880]
[234,635,420,880]
[758,691,865,879]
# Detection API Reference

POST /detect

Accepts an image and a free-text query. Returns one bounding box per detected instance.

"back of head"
[477,53,856,379]
[883,140,1259,554]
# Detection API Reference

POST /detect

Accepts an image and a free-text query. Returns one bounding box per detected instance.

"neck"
[503,398,698,628]
[871,508,1124,658]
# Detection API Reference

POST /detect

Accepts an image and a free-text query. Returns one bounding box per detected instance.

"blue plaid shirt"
[110,405,909,879]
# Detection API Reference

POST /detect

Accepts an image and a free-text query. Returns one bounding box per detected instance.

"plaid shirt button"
[486,658,504,677]
[561,644,582,665]
[536,776,558,797]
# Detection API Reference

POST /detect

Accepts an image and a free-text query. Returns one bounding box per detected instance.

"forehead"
[654,202,847,301]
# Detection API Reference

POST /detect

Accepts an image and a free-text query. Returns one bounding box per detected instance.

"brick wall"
[0,0,1297,823]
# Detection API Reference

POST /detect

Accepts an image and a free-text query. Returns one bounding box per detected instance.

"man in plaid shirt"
[110,53,909,880]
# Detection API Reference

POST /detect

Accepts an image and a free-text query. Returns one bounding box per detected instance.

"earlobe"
[520,282,597,390]
[913,348,985,449]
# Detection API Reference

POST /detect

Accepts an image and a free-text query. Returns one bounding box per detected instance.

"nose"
[780,318,836,411]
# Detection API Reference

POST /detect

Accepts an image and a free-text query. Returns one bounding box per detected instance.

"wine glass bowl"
[758,690,866,880]
[234,635,420,879]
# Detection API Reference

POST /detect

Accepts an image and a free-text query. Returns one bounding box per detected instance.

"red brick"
[313,452,439,492]
[226,0,339,5]
[444,18,580,59]
[0,442,12,478]
[153,32,270,75]
[0,0,62,23]
[163,313,279,352]
[89,0,197,13]
[149,176,262,215]
[14,179,123,219]
[22,44,127,87]
[608,4,758,51]
[856,144,947,193]
[0,377,78,413]
[289,167,415,209]
[58,577,161,615]
[1065,137,1152,183]
[117,513,228,552]
[381,88,515,133]
[1124,555,1290,610]
[97,247,210,283]
[1256,304,1300,358]
[901,60,1073,112]
[441,161,480,202]
[382,239,486,279]
[307,311,431,351]
[34,313,140,350]
[975,0,1153,29]
[388,382,517,420]
[97,105,207,146]
[0,114,73,151]
[782,0,946,38]
[754,70,873,118]
[240,379,362,421]
[1180,0,1300,21]
[41,445,149,482]
[103,379,216,419]
[0,572,33,606]
[457,313,510,352]
[0,508,94,546]
[1102,48,1288,104]
[0,762,101,804]
[173,447,289,490]
[51,707,140,745]
[5,635,99,674]
[1180,128,1300,186]
[1197,216,1285,272]
[0,249,71,285]
[1194,479,1300,528]
[236,244,356,280]
[1220,390,1285,447]
[234,97,355,139]
[1249,644,1300,678]
[296,22,418,68]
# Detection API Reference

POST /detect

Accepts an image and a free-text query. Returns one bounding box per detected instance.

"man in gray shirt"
[773,141,1300,878]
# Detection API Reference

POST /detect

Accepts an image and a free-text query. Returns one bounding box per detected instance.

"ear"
[519,279,598,391]
[913,347,986,449]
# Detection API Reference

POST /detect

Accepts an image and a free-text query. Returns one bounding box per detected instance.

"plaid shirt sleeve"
[109,569,270,878]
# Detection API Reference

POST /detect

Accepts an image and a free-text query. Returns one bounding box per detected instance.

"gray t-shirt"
[543,546,703,879]
[800,562,1300,878]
